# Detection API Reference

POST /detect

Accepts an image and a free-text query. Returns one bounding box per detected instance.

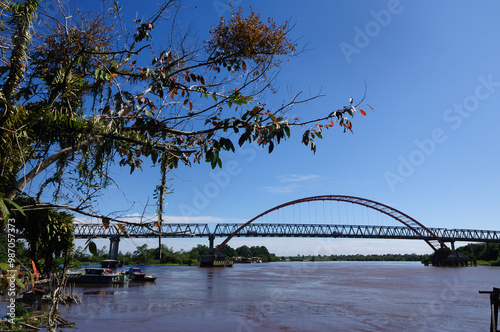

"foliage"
[0,192,25,223]
[206,6,296,70]
[9,197,74,274]
[0,1,369,227]
[286,253,429,262]
[73,243,279,265]
[457,242,500,262]
[236,244,252,257]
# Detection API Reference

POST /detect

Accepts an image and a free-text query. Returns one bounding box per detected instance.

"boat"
[67,267,128,284]
[124,267,156,282]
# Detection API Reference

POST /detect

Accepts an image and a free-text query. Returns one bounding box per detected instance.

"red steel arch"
[218,195,451,252]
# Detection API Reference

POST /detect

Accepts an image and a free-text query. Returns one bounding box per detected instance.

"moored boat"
[124,267,156,282]
[67,267,128,284]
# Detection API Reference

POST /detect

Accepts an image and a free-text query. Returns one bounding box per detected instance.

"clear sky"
[71,0,500,256]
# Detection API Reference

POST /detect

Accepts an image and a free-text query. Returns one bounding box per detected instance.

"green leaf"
[11,200,24,216]
[238,131,250,146]
[345,106,353,117]
[284,125,290,138]
[302,130,310,146]
[310,140,316,153]
[0,199,9,222]
[16,278,25,289]
[268,141,274,153]
[88,241,98,256]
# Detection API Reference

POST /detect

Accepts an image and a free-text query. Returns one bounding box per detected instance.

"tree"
[132,244,153,263]
[0,1,369,227]
[12,196,73,274]
[236,245,252,257]
[189,244,209,260]
[218,244,237,258]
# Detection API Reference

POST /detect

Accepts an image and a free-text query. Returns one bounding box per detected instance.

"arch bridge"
[218,195,452,252]
[70,195,500,259]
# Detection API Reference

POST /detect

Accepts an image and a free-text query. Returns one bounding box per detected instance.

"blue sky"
[72,0,500,256]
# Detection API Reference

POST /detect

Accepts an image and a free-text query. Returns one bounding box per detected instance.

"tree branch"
[8,138,96,200]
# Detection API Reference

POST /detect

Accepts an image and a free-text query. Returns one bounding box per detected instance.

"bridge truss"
[217,195,454,252]
[67,195,500,254]
[72,222,211,238]
[71,222,500,244]
[214,223,500,243]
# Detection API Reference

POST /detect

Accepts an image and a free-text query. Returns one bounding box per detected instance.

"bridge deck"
[67,222,500,243]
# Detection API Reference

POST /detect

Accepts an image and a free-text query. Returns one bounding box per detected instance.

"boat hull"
[67,268,128,284]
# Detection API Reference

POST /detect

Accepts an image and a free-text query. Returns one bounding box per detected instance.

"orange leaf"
[102,217,110,229]
[110,73,118,78]
[367,104,374,110]
[360,109,366,116]
[189,102,193,110]
[118,224,127,234]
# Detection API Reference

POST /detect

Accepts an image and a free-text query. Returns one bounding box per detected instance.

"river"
[59,261,497,331]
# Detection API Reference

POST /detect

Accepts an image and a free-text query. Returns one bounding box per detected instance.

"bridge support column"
[109,235,120,261]
[208,234,215,250]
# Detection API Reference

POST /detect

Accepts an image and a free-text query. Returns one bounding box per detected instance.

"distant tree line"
[457,243,500,264]
[72,243,279,266]
[285,253,430,262]
[218,244,279,262]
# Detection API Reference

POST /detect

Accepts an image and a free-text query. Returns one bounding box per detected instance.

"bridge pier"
[109,235,120,260]
[428,247,472,267]
[208,234,215,250]
[100,235,123,268]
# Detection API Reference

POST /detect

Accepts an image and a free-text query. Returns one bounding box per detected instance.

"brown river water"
[58,261,497,331]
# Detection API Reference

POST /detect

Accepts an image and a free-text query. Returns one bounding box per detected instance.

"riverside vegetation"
[3,239,500,271]
[71,242,500,266]
[72,243,280,266]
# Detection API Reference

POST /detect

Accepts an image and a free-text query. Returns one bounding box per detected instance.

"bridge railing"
[213,223,500,242]
[67,222,500,243]
[72,223,212,238]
